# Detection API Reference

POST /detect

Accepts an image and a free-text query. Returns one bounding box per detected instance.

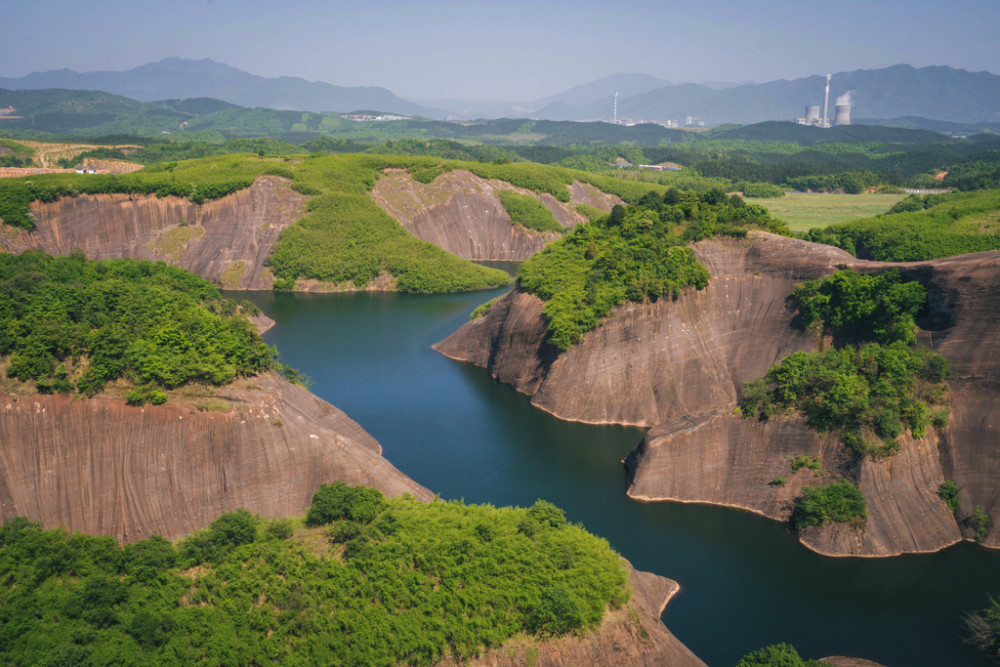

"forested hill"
[0,251,277,403]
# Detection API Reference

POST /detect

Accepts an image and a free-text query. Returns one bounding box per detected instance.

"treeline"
[0,251,275,401]
[803,189,1000,261]
[518,189,788,351]
[0,486,630,665]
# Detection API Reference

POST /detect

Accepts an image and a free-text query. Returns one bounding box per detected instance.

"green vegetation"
[760,192,907,232]
[792,480,868,530]
[735,643,826,667]
[0,139,33,167]
[964,596,1000,660]
[968,507,991,543]
[738,182,786,198]
[0,154,281,229]
[803,190,1000,260]
[519,191,788,351]
[938,480,965,512]
[575,203,607,222]
[0,488,630,665]
[470,295,502,320]
[741,270,950,458]
[0,251,275,400]
[790,456,820,473]
[496,190,564,233]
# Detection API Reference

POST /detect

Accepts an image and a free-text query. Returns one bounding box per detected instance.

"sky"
[2,0,999,101]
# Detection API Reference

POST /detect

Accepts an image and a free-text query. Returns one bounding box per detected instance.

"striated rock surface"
[437,232,1000,556]
[373,170,619,261]
[463,562,706,667]
[0,176,306,289]
[0,371,432,542]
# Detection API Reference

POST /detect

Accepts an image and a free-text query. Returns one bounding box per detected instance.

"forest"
[0,486,630,666]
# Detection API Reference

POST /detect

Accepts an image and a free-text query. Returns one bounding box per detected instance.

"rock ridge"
[436,232,1000,556]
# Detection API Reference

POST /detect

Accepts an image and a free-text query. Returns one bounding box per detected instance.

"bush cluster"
[518,189,788,351]
[793,480,868,530]
[0,251,275,398]
[0,488,630,665]
[740,270,949,457]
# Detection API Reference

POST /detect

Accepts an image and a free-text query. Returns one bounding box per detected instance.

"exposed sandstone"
[372,170,620,261]
[436,233,1000,556]
[0,371,432,542]
[0,176,306,289]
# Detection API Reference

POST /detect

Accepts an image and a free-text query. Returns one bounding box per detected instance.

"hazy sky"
[2,0,998,100]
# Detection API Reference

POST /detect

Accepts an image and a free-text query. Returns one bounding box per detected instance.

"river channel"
[238,286,1000,667]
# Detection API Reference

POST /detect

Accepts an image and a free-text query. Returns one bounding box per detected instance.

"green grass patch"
[762,192,906,232]
[803,189,1000,259]
[0,488,630,665]
[496,190,563,233]
[152,224,204,260]
[471,295,502,320]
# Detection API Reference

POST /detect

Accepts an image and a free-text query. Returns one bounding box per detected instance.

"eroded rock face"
[436,232,1000,556]
[372,170,619,261]
[465,562,706,667]
[1,176,306,289]
[0,372,432,542]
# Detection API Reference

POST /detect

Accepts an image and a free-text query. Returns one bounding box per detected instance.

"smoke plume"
[836,91,854,106]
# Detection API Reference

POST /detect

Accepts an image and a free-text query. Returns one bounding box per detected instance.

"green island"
[0,485,629,666]
[0,251,278,403]
[517,189,788,351]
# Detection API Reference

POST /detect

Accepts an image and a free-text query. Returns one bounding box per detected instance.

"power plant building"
[795,74,851,128]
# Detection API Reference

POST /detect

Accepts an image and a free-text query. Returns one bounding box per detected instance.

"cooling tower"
[834,104,852,126]
[805,105,820,122]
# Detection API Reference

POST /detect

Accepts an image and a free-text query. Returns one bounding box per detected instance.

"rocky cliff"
[373,169,619,261]
[436,233,1000,556]
[0,176,306,290]
[0,371,432,542]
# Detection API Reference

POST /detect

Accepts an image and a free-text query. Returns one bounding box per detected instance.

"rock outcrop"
[436,232,1000,556]
[0,371,432,542]
[373,169,619,261]
[1,176,306,289]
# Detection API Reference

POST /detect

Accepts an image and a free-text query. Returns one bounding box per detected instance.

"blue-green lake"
[239,287,1000,666]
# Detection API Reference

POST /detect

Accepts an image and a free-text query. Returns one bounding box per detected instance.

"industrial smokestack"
[834,104,852,126]
[822,73,831,128]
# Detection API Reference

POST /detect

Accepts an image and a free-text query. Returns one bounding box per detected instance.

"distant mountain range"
[0,58,449,119]
[1,59,998,127]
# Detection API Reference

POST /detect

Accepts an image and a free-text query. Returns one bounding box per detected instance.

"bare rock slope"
[1,176,306,289]
[0,371,432,542]
[373,169,619,261]
[436,233,1000,556]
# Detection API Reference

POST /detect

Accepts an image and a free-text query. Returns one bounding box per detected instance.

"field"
[760,192,907,232]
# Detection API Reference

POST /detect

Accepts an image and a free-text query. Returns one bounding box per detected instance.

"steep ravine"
[435,233,1000,556]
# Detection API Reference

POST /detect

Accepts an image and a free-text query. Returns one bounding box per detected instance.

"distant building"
[638,162,683,171]
[74,165,98,174]
[614,157,632,168]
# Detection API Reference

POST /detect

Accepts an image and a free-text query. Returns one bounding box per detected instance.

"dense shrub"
[736,643,826,667]
[519,190,787,351]
[0,490,630,665]
[793,481,868,530]
[741,269,949,457]
[0,252,276,397]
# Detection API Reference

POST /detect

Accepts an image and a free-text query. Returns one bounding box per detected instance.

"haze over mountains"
[2,58,999,127]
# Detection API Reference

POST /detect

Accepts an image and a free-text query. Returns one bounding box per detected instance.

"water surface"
[241,288,1000,666]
